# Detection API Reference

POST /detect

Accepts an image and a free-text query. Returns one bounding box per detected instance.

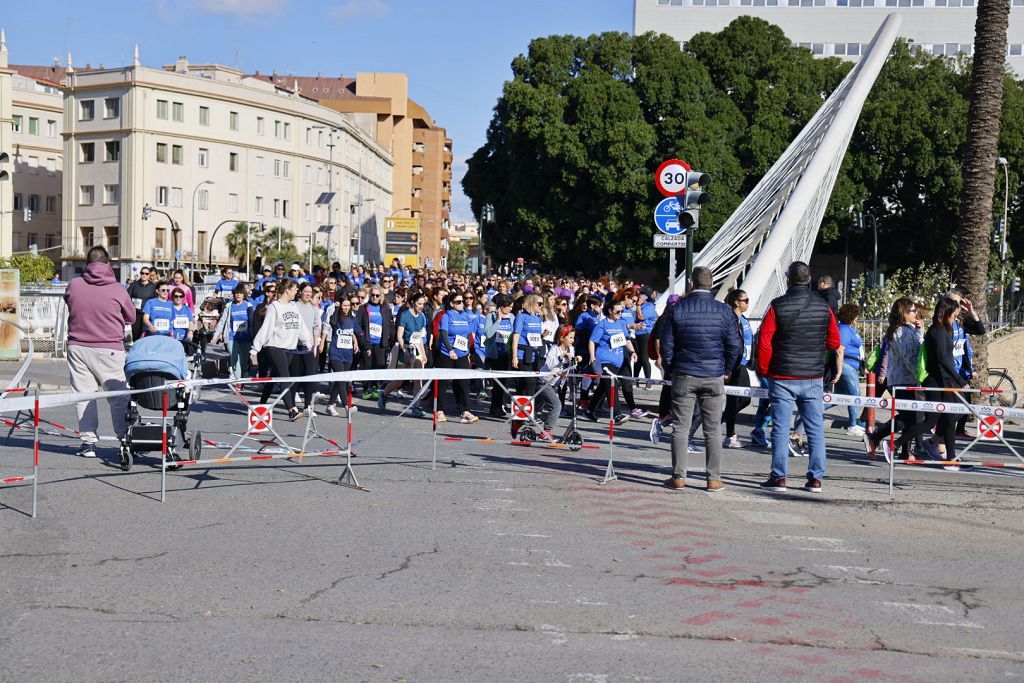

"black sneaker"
[583,410,598,422]
[613,414,630,426]
[76,442,97,458]
[805,476,822,493]
[759,476,787,492]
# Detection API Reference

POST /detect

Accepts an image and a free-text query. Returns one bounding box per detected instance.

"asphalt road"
[2,383,1023,682]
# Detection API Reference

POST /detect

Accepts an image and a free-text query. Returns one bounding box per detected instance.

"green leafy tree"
[448,241,469,271]
[0,254,55,282]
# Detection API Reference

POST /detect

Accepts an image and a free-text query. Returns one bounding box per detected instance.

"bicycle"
[985,367,1018,408]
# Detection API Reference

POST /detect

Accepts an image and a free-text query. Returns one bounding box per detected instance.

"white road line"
[883,602,983,628]
[494,532,551,538]
[734,511,813,525]
[476,506,529,511]
[779,536,858,553]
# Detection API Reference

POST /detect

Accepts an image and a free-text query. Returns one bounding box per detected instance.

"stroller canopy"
[125,335,188,382]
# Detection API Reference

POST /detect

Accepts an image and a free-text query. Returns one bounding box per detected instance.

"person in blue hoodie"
[212,284,255,378]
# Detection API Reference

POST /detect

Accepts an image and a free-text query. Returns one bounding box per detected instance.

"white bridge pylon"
[657,13,903,316]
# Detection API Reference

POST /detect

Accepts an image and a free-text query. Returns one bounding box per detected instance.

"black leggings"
[259,346,296,411]
[327,359,352,405]
[436,353,470,414]
[872,388,918,450]
[634,334,651,380]
[487,354,511,415]
[590,362,619,414]
[617,359,637,411]
[722,367,752,437]
[284,351,316,409]
[367,343,388,389]
[897,385,956,457]
[517,348,539,397]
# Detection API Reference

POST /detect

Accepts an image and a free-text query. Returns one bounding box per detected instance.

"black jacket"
[659,291,741,378]
[760,285,836,379]
[356,303,395,348]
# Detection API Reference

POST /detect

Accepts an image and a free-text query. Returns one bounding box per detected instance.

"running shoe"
[538,430,555,442]
[723,435,742,449]
[76,442,97,458]
[878,438,892,464]
[759,476,787,492]
[395,390,411,400]
[749,430,770,448]
[377,392,387,410]
[288,408,302,421]
[687,443,700,455]
[583,410,599,423]
[410,406,425,418]
[789,435,808,457]
[613,414,630,426]
[436,411,447,423]
[460,413,480,424]
[805,476,822,493]
[649,418,663,445]
[630,408,647,419]
[943,456,962,472]
[922,439,943,461]
[862,431,874,455]
[326,405,340,417]
[847,424,866,437]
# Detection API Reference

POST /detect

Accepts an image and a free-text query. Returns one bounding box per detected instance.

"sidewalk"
[0,357,72,392]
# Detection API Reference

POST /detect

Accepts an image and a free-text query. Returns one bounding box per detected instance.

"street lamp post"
[191,179,215,276]
[312,125,338,263]
[998,157,1010,324]
[246,221,264,280]
[207,219,241,269]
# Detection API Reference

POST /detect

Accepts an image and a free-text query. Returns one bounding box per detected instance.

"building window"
[80,143,95,163]
[28,195,40,211]
[812,43,824,55]
[157,186,169,206]
[274,159,281,177]
[46,158,56,175]
[257,117,265,135]
[306,127,312,145]
[197,231,207,258]
[199,106,210,126]
[273,198,280,217]
[255,156,264,175]
[157,99,169,119]
[28,117,39,135]
[198,147,208,167]
[1011,43,1023,56]
[946,42,959,55]
[835,42,847,55]
[198,189,209,211]
[11,115,22,133]
[172,102,184,122]
[305,165,313,183]
[28,156,39,174]
[230,111,239,131]
[229,152,239,171]
[282,200,289,219]
[171,187,183,208]
[103,184,119,204]
[156,143,168,163]
[228,193,238,213]
[105,141,120,162]
[255,196,264,215]
[80,100,94,121]
[45,196,56,213]
[848,43,862,56]
[80,185,95,206]
[274,120,282,138]
[104,97,120,118]
[45,234,57,248]
[172,145,183,165]
[13,194,21,210]
[304,203,311,220]
[155,228,166,251]
[282,161,290,178]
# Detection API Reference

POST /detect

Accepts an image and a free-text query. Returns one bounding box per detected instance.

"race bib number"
[153,319,170,332]
[131,297,143,309]
[336,332,354,350]
[453,335,469,352]
[543,329,555,342]
[174,316,190,329]
[497,330,512,344]
[609,332,627,349]
[953,338,966,357]
[410,331,425,346]
[368,323,383,339]
[527,332,542,348]
[232,320,247,334]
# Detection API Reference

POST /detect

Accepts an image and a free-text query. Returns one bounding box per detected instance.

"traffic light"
[1013,276,1021,294]
[142,203,152,220]
[23,207,31,222]
[676,171,711,230]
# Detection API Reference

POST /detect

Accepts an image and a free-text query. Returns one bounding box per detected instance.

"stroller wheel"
[563,430,584,452]
[518,426,537,444]
[190,430,202,461]
[119,445,133,472]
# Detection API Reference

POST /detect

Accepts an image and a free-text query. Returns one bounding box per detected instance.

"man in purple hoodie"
[63,246,136,458]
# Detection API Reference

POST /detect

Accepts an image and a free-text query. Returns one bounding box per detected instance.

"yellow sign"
[384,218,421,267]
[0,270,21,360]
[386,218,421,231]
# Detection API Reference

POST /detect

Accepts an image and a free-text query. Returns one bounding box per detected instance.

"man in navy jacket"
[660,266,741,492]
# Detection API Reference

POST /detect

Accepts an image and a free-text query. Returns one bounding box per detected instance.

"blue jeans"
[752,376,773,435]
[770,379,826,480]
[834,363,860,424]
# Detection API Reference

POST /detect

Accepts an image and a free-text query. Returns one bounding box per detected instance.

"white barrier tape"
[0,367,556,414]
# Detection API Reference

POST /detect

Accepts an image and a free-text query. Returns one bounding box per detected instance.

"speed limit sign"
[654,159,693,197]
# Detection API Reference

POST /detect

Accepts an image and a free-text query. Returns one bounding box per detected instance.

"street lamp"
[350,197,374,266]
[998,157,1010,324]
[142,203,180,270]
[191,179,215,275]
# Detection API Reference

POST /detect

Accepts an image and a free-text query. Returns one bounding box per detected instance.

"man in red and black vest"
[755,261,841,494]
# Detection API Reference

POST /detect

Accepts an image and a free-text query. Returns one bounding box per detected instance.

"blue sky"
[4,0,634,222]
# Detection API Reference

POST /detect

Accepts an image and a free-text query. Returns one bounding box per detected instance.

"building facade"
[61,54,392,280]
[0,31,64,260]
[634,0,1024,73]
[251,71,453,269]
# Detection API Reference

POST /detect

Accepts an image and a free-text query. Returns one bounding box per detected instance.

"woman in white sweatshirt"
[249,279,313,420]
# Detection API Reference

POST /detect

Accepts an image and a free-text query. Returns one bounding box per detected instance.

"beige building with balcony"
[250,72,453,269]
[0,31,64,261]
[61,53,393,280]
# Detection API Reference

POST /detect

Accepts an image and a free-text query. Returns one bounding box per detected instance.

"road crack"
[376,545,439,581]
[93,551,168,566]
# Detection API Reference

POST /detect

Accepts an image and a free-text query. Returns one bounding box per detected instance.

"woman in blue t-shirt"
[211,284,254,378]
[722,289,753,448]
[836,302,866,433]
[169,289,195,348]
[585,299,637,425]
[511,293,545,398]
[142,282,175,337]
[634,287,657,383]
[436,292,478,423]
[485,293,515,417]
[326,297,362,417]
[379,292,429,417]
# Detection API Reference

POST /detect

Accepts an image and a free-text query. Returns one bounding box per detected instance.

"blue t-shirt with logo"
[143,299,176,337]
[590,317,630,367]
[440,309,473,358]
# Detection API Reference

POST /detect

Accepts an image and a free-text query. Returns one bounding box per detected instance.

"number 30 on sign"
[654,159,692,197]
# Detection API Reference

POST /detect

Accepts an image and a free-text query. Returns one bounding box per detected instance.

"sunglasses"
[453,299,464,304]
[172,293,185,298]
[140,271,150,276]
[737,299,749,303]
[158,288,169,293]
[612,309,623,314]
[371,293,381,297]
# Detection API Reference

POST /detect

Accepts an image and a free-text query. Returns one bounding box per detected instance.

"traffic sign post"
[511,395,534,421]
[654,159,692,197]
[654,197,684,235]
[248,405,272,434]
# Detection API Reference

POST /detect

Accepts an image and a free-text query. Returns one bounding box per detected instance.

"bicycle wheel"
[986,370,1019,408]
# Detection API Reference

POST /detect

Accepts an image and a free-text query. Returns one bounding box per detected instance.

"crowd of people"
[63,248,987,494]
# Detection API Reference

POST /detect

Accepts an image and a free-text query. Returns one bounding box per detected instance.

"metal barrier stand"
[335,385,365,490]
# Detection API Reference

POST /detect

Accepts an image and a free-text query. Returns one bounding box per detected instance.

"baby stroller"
[120,335,202,471]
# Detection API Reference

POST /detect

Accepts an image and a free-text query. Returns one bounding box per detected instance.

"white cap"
[290,263,301,271]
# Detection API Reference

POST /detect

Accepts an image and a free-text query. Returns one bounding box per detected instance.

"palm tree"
[954,0,1011,381]
[259,226,296,265]
[224,222,250,267]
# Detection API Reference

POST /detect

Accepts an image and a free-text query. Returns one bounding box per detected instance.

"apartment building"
[0,31,64,260]
[634,0,1024,73]
[250,72,453,269]
[61,54,393,280]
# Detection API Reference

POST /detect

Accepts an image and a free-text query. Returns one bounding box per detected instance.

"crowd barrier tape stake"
[335,385,363,490]
[0,387,41,518]
[865,372,877,445]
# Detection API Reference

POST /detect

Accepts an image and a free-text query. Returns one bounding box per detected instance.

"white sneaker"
[723,435,742,448]
[847,424,866,437]
[649,418,663,445]
[326,405,340,417]
[687,444,700,455]
[879,438,892,464]
[943,456,962,472]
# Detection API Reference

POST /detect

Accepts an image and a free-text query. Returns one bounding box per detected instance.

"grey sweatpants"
[67,345,128,445]
[670,374,726,481]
